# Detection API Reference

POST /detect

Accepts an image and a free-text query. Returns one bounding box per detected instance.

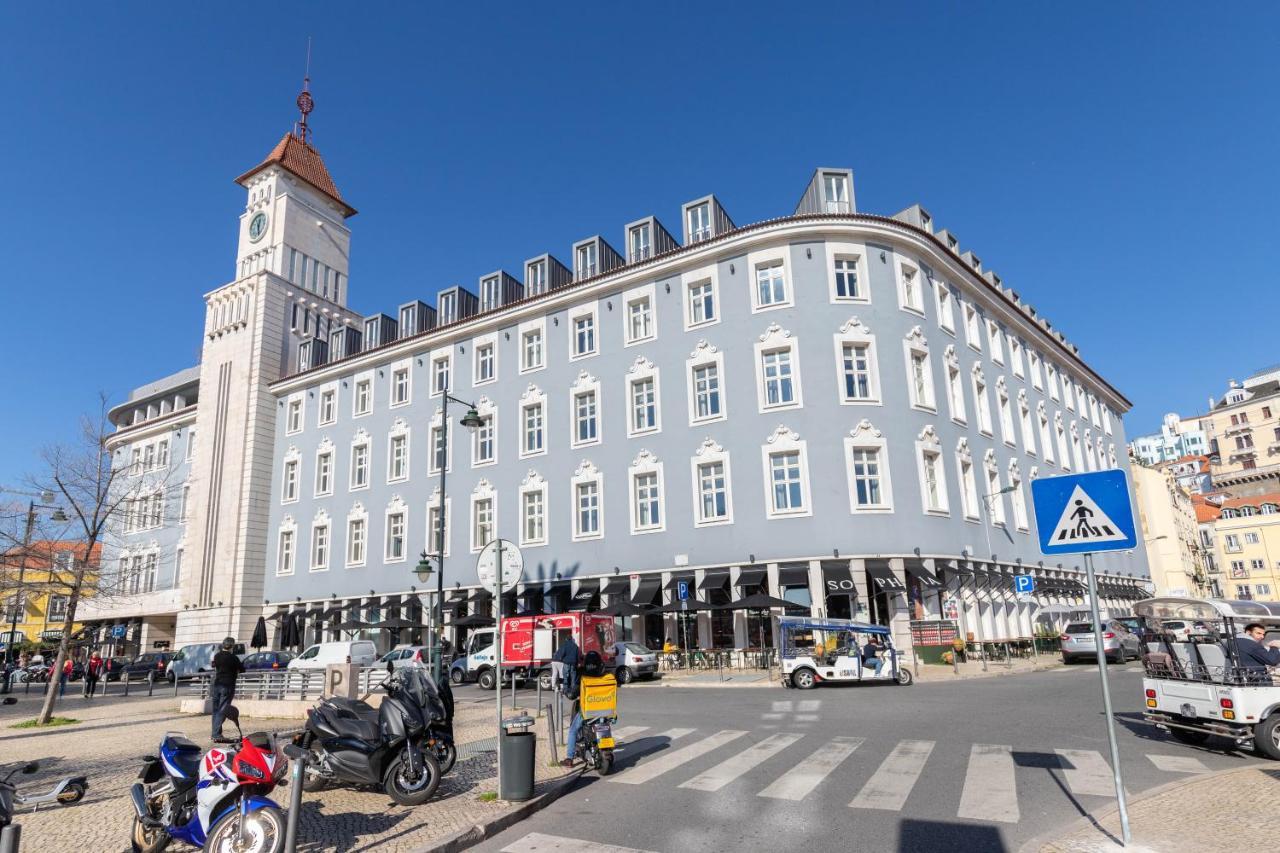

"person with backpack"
[561,650,606,767]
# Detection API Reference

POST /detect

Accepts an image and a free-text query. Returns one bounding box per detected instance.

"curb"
[419,770,582,853]
[1016,761,1275,853]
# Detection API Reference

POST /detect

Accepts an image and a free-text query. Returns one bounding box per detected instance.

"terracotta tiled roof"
[236,133,356,217]
[0,540,102,571]
[1194,502,1222,523]
[1220,492,1280,510]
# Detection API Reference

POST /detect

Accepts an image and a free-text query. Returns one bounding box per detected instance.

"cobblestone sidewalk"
[1,694,572,852]
[1034,765,1280,853]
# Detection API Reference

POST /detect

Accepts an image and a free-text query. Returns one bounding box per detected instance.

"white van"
[166,641,246,683]
[287,640,378,671]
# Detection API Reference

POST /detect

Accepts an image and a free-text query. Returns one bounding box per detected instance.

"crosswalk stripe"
[1055,749,1115,797]
[958,744,1019,823]
[757,736,864,801]
[612,729,748,785]
[658,727,696,741]
[1147,754,1209,774]
[501,831,659,853]
[797,699,821,712]
[679,733,804,792]
[850,739,935,811]
[612,726,649,742]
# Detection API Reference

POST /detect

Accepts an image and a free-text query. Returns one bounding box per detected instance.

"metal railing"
[187,665,393,702]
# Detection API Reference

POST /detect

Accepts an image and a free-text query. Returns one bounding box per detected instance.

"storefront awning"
[570,579,600,607]
[907,563,943,588]
[698,571,730,591]
[778,565,810,586]
[630,578,661,606]
[736,568,767,589]
[822,563,855,593]
[445,588,469,603]
[867,565,906,592]
[664,575,695,590]
[601,577,631,596]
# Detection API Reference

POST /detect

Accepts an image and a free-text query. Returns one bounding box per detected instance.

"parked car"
[379,645,429,670]
[102,655,133,682]
[241,650,295,671]
[165,641,247,683]
[287,640,378,671]
[613,642,658,684]
[1159,620,1196,642]
[123,652,175,680]
[1060,621,1142,664]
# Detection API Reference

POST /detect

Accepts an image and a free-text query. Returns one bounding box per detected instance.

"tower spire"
[294,37,314,144]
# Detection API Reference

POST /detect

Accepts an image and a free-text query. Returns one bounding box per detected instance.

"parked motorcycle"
[129,706,287,853]
[296,667,443,804]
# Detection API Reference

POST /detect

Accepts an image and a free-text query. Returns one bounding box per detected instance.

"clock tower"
[174,79,359,645]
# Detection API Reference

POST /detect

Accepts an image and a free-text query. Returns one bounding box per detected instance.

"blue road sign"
[1030,469,1138,555]
[111,625,127,639]
[1014,574,1035,594]
[677,580,690,601]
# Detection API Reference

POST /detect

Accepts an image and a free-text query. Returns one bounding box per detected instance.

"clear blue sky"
[1,3,1277,488]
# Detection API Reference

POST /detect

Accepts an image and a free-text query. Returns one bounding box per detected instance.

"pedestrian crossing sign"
[1030,470,1137,555]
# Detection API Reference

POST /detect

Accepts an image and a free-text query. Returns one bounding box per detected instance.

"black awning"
[601,577,631,595]
[363,596,382,608]
[630,578,661,606]
[699,571,731,591]
[571,579,600,604]
[822,563,855,594]
[736,568,767,588]
[938,561,972,584]
[778,565,809,586]
[867,565,906,592]
[664,575,695,590]
[305,605,325,617]
[470,588,494,601]
[382,594,402,606]
[907,563,942,588]
[445,588,469,603]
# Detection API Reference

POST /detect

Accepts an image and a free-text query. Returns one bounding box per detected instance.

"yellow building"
[1213,493,1280,601]
[1195,368,1280,496]
[0,540,98,650]
[1132,463,1206,597]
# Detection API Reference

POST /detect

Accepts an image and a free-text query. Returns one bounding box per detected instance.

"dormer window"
[688,203,712,242]
[947,235,958,251]
[439,292,457,325]
[629,223,652,262]
[919,211,932,231]
[526,261,547,295]
[480,276,500,312]
[823,172,851,213]
[575,243,597,280]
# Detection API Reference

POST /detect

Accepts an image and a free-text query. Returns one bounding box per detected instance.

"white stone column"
[887,557,914,666]
[849,558,869,622]
[730,566,748,650]
[807,560,824,619]
[767,562,781,649]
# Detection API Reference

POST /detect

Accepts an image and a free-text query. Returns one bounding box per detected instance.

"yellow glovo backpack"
[579,672,617,716]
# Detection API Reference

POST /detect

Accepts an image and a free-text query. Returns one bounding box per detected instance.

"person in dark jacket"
[210,637,244,742]
[552,635,581,695]
[1231,623,1280,682]
[862,636,885,676]
[561,650,605,767]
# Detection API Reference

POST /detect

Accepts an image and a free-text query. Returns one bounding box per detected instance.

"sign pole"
[1085,551,1131,845]
[494,538,504,799]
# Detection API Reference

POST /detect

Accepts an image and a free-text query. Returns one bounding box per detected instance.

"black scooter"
[297,667,443,805]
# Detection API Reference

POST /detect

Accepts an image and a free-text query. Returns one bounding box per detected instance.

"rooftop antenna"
[295,37,314,144]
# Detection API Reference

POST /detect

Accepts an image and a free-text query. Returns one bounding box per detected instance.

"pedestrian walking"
[83,651,102,698]
[210,637,244,743]
[552,634,580,696]
[59,656,73,697]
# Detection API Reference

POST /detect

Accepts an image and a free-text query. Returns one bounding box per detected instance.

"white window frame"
[902,327,936,412]
[626,357,662,437]
[935,282,956,333]
[1028,349,1044,391]
[686,341,727,425]
[622,283,657,346]
[984,450,1006,527]
[310,511,331,572]
[1055,412,1071,470]
[569,372,602,448]
[519,318,546,374]
[1038,404,1055,465]
[1009,337,1025,379]
[825,241,870,304]
[761,425,812,519]
[473,334,498,386]
[385,498,408,563]
[390,358,412,408]
[281,449,300,504]
[346,504,367,568]
[844,419,893,514]
[972,364,993,436]
[318,384,337,426]
[472,397,497,467]
[682,267,720,330]
[1046,362,1061,401]
[833,316,881,406]
[349,430,371,491]
[353,373,373,417]
[426,490,451,558]
[690,438,734,527]
[956,439,980,522]
[754,323,803,413]
[944,346,966,424]
[276,517,296,576]
[470,479,497,553]
[430,348,452,398]
[748,247,792,313]
[285,394,304,435]
[1018,390,1037,456]
[571,460,604,541]
[428,409,452,474]
[628,449,666,535]
[519,470,549,548]
[915,425,950,516]
[1009,461,1029,532]
[986,320,1004,364]
[386,419,410,483]
[895,257,924,314]
[963,302,982,352]
[314,440,335,497]
[1070,422,1085,472]
[569,304,599,360]
[519,384,548,459]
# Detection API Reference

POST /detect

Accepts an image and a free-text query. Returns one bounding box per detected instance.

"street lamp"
[424,390,482,681]
[0,488,69,667]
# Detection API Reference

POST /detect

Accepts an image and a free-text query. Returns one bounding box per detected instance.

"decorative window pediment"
[629,449,661,473]
[520,469,546,489]
[904,325,929,352]
[765,424,802,450]
[848,418,882,442]
[758,322,794,348]
[956,437,972,463]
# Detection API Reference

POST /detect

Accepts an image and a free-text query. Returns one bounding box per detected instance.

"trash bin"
[499,715,536,801]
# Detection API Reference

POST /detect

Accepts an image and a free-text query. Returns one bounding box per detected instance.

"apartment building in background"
[1213,493,1280,600]
[1196,368,1280,497]
[1132,464,1206,597]
[1129,413,1208,467]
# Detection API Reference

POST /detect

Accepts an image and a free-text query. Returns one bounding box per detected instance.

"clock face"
[248,211,268,242]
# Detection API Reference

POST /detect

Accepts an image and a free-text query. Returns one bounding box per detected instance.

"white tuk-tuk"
[779,617,913,689]
[1137,596,1280,759]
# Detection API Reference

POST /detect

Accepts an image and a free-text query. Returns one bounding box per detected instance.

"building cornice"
[105,406,198,452]
[268,213,1132,410]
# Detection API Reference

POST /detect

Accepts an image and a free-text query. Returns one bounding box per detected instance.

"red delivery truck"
[498,611,616,690]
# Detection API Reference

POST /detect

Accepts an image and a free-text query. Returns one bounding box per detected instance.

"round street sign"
[477,539,524,594]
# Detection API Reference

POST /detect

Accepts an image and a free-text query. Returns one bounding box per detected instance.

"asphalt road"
[477,664,1259,853]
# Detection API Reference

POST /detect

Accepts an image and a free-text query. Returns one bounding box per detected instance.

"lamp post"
[1,489,67,667]
[420,390,483,681]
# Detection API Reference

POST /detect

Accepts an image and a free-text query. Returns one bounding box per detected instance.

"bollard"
[0,821,21,853]
[148,671,156,696]
[545,705,559,765]
[535,677,542,716]
[124,675,130,697]
[282,744,309,853]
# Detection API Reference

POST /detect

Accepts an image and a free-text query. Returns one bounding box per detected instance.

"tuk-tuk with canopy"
[779,617,913,689]
[1136,596,1280,759]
